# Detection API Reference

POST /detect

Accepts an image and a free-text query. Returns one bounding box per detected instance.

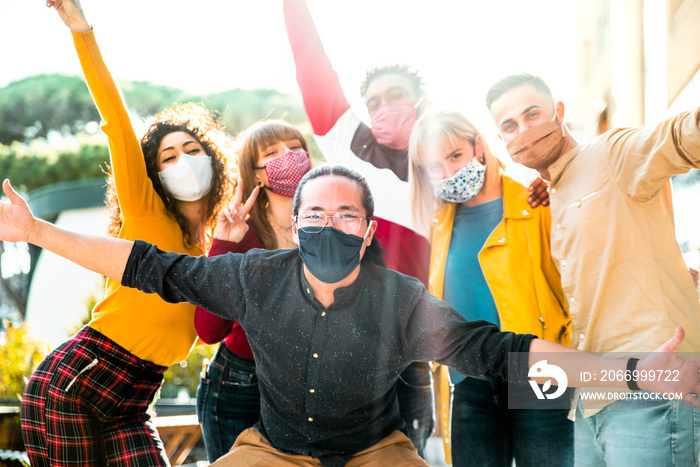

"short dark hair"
[293,165,385,267]
[360,64,426,99]
[293,165,374,218]
[485,73,554,110]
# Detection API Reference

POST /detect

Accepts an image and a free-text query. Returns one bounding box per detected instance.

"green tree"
[0,74,310,144]
[0,74,99,143]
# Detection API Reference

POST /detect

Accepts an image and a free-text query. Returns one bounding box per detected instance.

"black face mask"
[297,224,371,284]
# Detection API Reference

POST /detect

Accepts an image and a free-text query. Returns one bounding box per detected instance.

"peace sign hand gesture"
[215,180,260,244]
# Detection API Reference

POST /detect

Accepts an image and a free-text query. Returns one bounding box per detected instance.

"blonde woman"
[408,109,572,467]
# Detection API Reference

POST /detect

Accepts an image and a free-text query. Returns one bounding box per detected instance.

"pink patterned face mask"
[369,102,418,150]
[256,149,312,197]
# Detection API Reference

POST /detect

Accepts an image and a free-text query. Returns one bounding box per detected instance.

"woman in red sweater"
[194,120,313,461]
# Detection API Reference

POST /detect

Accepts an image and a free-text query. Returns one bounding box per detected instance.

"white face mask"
[158,153,214,202]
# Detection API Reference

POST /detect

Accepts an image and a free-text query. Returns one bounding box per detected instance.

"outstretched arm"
[283,0,350,136]
[0,180,132,282]
[529,327,700,408]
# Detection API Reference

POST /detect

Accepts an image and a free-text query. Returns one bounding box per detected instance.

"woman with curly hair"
[194,119,314,461]
[20,1,233,464]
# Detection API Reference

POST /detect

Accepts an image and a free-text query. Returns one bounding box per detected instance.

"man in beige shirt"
[487,73,700,466]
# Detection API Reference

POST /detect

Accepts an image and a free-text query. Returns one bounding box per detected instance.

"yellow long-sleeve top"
[74,30,202,367]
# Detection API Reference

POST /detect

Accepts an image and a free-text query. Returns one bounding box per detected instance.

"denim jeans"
[575,395,700,466]
[396,362,435,459]
[451,376,573,467]
[196,343,260,462]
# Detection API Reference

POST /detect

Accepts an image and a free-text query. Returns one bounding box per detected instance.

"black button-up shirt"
[123,240,534,466]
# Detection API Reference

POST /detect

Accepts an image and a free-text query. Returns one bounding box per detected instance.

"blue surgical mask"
[297,221,373,284]
[431,156,485,203]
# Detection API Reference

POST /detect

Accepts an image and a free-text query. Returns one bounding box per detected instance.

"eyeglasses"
[296,211,369,235]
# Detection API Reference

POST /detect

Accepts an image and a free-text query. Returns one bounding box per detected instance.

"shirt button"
[561,260,567,266]
[321,312,326,317]
[306,288,311,294]
[555,224,561,230]
[551,188,557,194]
[498,237,506,243]
[569,297,575,303]
[579,334,585,340]
[308,417,314,422]
[522,209,529,216]
[309,388,315,393]
[432,218,438,224]
[313,353,319,358]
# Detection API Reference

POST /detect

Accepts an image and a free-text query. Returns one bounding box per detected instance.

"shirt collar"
[298,258,368,309]
[548,145,582,186]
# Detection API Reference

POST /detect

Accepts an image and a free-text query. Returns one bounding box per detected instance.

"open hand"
[214,180,260,243]
[46,0,91,33]
[638,327,700,409]
[0,180,38,244]
[527,176,550,208]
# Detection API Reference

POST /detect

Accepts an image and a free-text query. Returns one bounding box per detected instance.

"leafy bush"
[160,344,218,399]
[0,322,48,400]
[0,139,109,193]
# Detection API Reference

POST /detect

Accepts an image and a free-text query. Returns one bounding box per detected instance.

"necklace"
[268,215,296,248]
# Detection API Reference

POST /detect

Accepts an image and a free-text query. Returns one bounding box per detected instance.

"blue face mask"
[297,222,373,284]
[431,156,485,204]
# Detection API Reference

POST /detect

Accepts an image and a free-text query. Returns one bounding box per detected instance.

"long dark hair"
[293,165,386,267]
[105,102,234,249]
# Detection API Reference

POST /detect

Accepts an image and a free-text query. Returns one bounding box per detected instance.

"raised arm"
[195,184,259,343]
[283,0,350,136]
[611,107,700,198]
[47,0,90,32]
[49,0,153,216]
[0,180,131,282]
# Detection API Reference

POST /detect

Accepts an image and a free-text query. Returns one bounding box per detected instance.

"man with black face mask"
[283,0,435,456]
[3,166,700,467]
[487,73,700,467]
[282,2,551,458]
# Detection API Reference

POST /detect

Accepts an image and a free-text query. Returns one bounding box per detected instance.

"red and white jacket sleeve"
[284,0,350,136]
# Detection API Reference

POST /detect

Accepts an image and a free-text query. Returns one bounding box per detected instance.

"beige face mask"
[505,115,567,172]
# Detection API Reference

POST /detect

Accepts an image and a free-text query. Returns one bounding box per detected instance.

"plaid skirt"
[21,326,169,466]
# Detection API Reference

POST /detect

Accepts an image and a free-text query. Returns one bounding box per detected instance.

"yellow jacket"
[430,175,571,464]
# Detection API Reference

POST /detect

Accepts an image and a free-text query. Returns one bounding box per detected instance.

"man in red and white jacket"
[284,0,434,457]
